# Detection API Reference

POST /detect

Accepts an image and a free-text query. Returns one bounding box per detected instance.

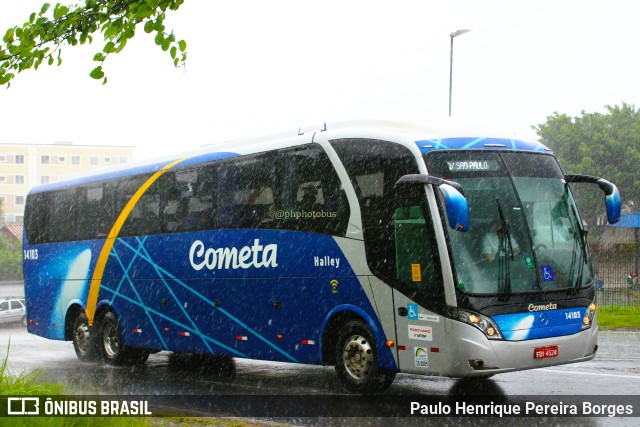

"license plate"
[534,345,558,359]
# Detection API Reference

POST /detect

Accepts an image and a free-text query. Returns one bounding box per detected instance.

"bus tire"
[334,320,395,393]
[72,311,97,361]
[98,312,149,366]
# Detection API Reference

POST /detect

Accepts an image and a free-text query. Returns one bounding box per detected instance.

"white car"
[0,297,26,326]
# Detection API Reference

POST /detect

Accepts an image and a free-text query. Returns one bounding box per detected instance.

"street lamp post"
[449,29,470,117]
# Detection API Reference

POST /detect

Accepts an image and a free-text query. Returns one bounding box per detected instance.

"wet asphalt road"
[1,324,639,426]
[2,283,640,425]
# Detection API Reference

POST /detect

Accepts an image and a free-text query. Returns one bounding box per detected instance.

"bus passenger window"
[76,184,114,240]
[161,167,216,233]
[25,192,51,244]
[277,144,349,236]
[48,188,77,242]
[215,153,276,229]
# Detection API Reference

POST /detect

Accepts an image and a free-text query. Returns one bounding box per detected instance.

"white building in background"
[0,142,135,224]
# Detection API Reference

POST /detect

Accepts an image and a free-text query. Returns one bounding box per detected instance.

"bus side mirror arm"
[395,174,465,196]
[395,174,469,232]
[565,174,621,224]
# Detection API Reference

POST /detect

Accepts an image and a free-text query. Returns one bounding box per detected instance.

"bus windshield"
[425,151,590,295]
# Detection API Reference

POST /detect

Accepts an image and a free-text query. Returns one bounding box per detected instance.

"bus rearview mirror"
[395,174,469,232]
[565,175,621,225]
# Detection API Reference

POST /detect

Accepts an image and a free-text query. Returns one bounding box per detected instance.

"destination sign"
[446,160,501,172]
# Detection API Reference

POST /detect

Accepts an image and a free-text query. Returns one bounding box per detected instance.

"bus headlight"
[457,309,503,340]
[582,302,596,330]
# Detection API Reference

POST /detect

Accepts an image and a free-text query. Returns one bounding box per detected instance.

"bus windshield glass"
[425,151,590,295]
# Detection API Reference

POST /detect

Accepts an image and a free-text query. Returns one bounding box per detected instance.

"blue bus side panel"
[23,230,397,369]
[23,241,100,340]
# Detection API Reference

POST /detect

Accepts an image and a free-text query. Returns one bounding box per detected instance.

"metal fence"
[590,242,640,310]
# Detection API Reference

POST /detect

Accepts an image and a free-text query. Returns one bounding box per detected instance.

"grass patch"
[0,342,264,427]
[0,341,149,427]
[598,306,640,330]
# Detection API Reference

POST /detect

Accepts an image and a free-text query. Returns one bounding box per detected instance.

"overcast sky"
[1,0,639,160]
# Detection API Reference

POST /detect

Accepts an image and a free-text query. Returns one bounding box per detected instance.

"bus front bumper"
[441,318,598,378]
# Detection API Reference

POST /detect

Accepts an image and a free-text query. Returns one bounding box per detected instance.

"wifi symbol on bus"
[330,280,339,294]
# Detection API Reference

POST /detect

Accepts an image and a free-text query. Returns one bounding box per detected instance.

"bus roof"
[28,119,549,194]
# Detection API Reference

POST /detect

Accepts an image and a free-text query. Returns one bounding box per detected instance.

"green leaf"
[93,52,106,62]
[103,23,120,40]
[2,28,14,44]
[89,65,104,80]
[178,40,186,52]
[103,41,115,53]
[48,56,54,66]
[53,5,69,20]
[114,38,127,53]
[135,4,153,20]
[40,3,51,15]
[144,21,154,33]
[170,46,177,59]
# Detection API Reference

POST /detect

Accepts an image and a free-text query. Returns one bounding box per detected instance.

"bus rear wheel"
[334,320,395,393]
[98,312,149,366]
[72,311,97,361]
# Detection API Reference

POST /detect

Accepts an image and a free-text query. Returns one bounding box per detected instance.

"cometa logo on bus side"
[189,239,278,271]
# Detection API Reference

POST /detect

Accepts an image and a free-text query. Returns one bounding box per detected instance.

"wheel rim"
[103,322,120,358]
[74,320,90,355]
[342,334,374,380]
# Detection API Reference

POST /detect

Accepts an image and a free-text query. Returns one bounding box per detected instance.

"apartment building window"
[72,155,80,165]
[15,195,25,205]
[0,155,6,163]
[41,155,50,164]
[90,156,98,166]
[0,176,5,183]
[104,157,112,165]
[41,176,50,185]
[119,157,128,164]
[15,175,24,185]
[58,156,66,164]
[15,154,24,164]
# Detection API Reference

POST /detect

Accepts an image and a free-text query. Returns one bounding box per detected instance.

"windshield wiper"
[566,186,588,290]
[495,198,513,298]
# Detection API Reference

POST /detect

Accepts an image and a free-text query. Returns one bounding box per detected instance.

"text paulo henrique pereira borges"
[410,401,634,417]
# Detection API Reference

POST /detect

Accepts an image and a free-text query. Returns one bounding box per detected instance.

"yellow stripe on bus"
[86,158,187,325]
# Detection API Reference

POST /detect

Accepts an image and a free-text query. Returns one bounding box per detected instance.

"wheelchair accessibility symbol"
[407,303,419,320]
[541,265,555,282]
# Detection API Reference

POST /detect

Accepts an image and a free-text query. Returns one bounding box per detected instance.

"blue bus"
[22,121,621,393]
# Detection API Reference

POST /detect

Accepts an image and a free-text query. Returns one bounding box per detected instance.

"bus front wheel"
[334,320,395,393]
[98,312,149,366]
